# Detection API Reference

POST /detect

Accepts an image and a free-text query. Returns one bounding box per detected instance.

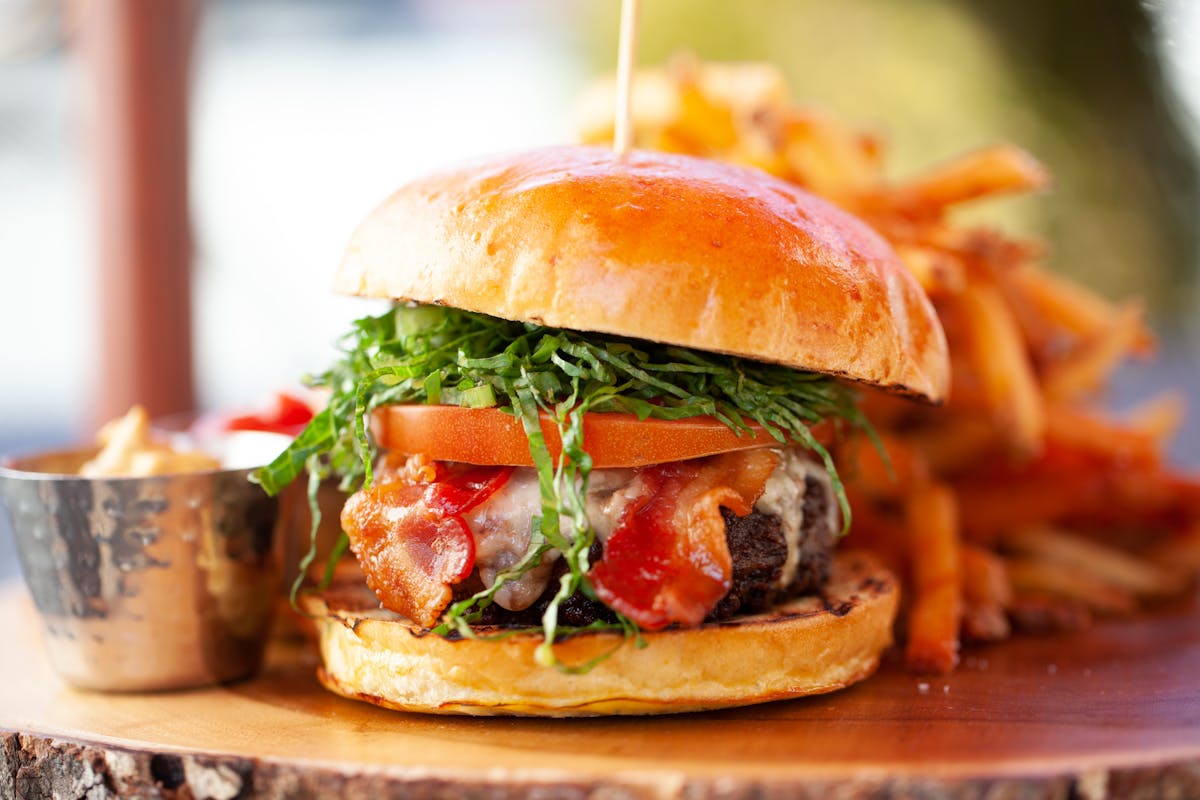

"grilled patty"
[464,472,837,627]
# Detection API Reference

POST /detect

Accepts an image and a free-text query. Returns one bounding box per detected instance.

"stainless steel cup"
[0,448,282,691]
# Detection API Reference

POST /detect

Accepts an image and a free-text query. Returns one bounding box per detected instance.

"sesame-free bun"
[301,552,897,717]
[335,146,949,402]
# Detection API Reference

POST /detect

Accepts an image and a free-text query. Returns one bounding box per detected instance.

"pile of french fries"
[576,56,1200,673]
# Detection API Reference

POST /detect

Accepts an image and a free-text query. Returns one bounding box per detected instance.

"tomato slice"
[372,405,779,468]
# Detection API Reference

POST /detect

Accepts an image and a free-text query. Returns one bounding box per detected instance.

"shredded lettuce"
[254,304,870,671]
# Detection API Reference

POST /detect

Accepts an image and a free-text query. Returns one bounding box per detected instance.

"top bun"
[335,146,948,402]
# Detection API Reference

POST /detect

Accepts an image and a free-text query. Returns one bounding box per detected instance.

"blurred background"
[1,0,1198,579]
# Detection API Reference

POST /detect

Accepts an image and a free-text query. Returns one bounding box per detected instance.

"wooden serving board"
[3,582,1199,799]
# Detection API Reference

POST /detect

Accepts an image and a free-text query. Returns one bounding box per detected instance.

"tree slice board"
[2,582,1199,799]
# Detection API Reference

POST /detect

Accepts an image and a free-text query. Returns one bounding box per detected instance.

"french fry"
[1148,524,1200,582]
[956,487,1081,544]
[840,433,929,502]
[580,57,1200,673]
[1007,592,1092,635]
[954,283,1045,456]
[1004,527,1186,600]
[670,56,791,115]
[878,144,1051,215]
[962,544,1012,606]
[1005,556,1137,615]
[962,604,1011,643]
[1042,300,1149,402]
[1043,403,1163,467]
[668,80,740,153]
[1006,265,1155,356]
[842,489,908,575]
[1122,392,1186,445]
[893,244,967,296]
[939,228,1044,277]
[778,109,882,200]
[961,544,1012,642]
[907,414,999,476]
[956,450,1200,541]
[904,482,963,673]
[1105,468,1200,526]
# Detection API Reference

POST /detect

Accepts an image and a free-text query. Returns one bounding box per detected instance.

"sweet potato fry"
[842,489,908,575]
[1148,524,1200,582]
[954,470,1099,544]
[1042,300,1148,402]
[1043,403,1163,467]
[1122,392,1186,444]
[1003,527,1186,600]
[962,544,1013,606]
[581,57,1200,675]
[1007,592,1092,635]
[893,244,967,296]
[960,544,1012,642]
[904,482,963,673]
[779,109,883,200]
[907,414,999,476]
[1005,557,1136,615]
[841,433,929,502]
[878,144,1050,215]
[1006,265,1155,356]
[955,284,1045,457]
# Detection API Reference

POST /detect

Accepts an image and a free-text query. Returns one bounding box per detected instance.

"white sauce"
[754,449,838,588]
[466,467,639,611]
[754,448,809,588]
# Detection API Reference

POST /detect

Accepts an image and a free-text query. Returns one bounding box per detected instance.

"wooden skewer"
[613,0,641,155]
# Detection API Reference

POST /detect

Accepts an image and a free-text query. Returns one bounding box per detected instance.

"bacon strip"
[341,456,512,626]
[589,449,781,629]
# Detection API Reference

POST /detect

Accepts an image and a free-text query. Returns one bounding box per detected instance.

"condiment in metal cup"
[0,441,284,691]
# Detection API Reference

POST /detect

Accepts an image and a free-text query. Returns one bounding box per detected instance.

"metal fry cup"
[0,444,284,691]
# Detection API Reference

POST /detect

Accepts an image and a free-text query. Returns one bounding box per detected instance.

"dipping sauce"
[80,405,220,477]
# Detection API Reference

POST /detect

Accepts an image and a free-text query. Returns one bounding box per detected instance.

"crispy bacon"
[344,448,786,630]
[341,456,512,626]
[589,449,781,629]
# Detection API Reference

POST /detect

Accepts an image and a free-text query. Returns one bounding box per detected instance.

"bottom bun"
[302,551,898,717]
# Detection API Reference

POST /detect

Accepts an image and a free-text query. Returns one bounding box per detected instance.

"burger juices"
[256,146,948,714]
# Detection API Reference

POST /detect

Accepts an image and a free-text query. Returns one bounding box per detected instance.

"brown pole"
[80,0,199,427]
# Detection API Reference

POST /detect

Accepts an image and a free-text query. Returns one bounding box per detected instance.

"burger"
[256,145,949,716]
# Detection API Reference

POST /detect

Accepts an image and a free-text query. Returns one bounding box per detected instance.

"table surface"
[3,581,1200,798]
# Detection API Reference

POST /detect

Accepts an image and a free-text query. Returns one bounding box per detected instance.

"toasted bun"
[301,551,897,717]
[335,146,948,402]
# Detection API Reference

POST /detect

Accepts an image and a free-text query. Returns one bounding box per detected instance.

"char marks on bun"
[306,551,898,716]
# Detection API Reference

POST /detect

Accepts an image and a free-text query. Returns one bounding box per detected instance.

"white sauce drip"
[466,467,638,611]
[753,448,810,589]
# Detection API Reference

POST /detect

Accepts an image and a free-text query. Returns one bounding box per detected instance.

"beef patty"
[464,473,838,627]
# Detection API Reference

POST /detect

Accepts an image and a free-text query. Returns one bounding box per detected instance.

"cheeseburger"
[257,145,949,716]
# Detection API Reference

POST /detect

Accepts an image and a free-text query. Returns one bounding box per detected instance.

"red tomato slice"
[372,405,779,468]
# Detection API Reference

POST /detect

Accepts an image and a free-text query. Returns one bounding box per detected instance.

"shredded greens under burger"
[254,304,870,670]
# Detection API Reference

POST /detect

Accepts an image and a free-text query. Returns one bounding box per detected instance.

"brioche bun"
[335,146,948,403]
[301,552,897,717]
